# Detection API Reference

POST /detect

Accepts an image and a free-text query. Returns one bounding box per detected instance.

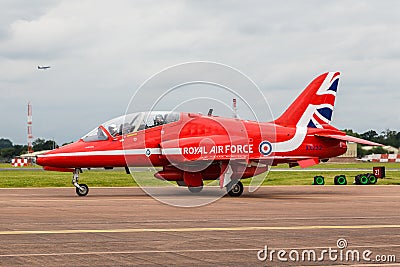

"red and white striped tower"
[27,102,33,153]
[232,98,237,118]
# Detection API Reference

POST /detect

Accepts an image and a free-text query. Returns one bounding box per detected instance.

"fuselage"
[34,72,382,197]
[36,111,347,170]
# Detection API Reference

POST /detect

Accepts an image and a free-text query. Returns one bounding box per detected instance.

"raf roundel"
[145,148,152,157]
[259,141,272,156]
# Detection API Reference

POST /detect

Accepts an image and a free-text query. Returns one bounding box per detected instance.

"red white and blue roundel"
[145,148,151,157]
[259,141,272,156]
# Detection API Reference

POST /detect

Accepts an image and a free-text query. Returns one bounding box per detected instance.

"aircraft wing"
[315,134,383,146]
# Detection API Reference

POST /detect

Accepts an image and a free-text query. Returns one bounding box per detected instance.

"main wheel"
[76,184,89,196]
[188,186,203,193]
[227,181,243,197]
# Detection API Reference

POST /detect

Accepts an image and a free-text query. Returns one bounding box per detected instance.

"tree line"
[0,138,61,163]
[343,129,400,157]
[343,129,400,148]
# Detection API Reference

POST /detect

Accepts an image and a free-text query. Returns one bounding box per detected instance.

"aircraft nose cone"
[36,155,45,166]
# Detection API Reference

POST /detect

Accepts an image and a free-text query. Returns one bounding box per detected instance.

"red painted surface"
[36,72,381,188]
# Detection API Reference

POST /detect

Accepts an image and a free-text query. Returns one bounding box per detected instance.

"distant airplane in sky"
[38,66,51,70]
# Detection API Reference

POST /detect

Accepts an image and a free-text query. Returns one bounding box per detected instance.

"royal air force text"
[183,144,254,155]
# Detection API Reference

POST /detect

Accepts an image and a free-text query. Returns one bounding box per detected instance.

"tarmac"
[0,186,399,266]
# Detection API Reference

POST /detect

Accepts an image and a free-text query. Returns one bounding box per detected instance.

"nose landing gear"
[72,169,89,196]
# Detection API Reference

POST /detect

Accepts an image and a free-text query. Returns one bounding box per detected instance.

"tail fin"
[273,72,340,128]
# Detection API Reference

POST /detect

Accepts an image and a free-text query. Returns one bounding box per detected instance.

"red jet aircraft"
[37,72,381,197]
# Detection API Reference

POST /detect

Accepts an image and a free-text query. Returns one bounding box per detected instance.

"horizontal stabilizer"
[316,134,383,146]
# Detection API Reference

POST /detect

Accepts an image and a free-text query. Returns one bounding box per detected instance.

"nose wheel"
[76,183,89,196]
[72,169,89,197]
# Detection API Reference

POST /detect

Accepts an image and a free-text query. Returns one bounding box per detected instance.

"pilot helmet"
[154,114,164,125]
[108,124,118,136]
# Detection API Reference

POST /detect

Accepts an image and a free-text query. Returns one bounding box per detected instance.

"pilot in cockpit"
[108,124,118,137]
[154,114,165,126]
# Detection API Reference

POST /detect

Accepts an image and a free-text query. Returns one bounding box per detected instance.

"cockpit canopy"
[82,111,180,142]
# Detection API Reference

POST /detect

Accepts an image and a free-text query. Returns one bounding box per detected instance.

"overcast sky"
[1,0,399,145]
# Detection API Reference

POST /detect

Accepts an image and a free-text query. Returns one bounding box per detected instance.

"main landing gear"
[72,169,89,197]
[188,186,203,193]
[226,180,244,197]
[184,179,244,197]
